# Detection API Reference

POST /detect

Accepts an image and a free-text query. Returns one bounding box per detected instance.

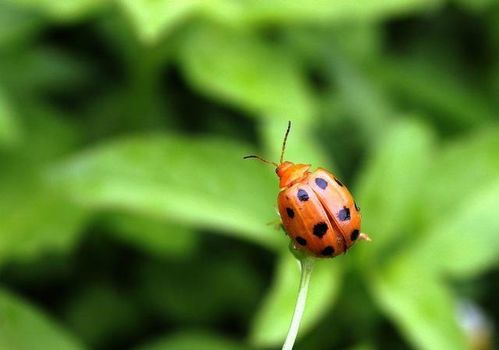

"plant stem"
[282,256,315,350]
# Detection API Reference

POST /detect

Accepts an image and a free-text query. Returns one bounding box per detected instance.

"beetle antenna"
[243,155,278,167]
[280,120,291,164]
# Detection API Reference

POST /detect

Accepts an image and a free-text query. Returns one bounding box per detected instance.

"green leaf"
[0,88,20,148]
[5,0,109,22]
[373,57,497,129]
[1,48,93,98]
[208,0,443,25]
[370,259,468,350]
[135,332,249,350]
[105,213,198,258]
[422,128,499,224]
[412,180,499,278]
[0,172,88,266]
[0,289,86,350]
[253,0,442,23]
[250,253,342,347]
[0,107,87,266]
[0,2,42,48]
[52,135,285,250]
[407,129,499,277]
[331,62,392,144]
[119,0,200,44]
[179,23,314,121]
[355,119,435,257]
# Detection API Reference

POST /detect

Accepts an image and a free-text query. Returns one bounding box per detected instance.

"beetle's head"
[275,161,310,188]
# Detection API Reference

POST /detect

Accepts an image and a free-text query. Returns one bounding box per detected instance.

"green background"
[1,1,498,349]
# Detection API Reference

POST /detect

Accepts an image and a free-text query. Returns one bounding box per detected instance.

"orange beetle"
[245,121,370,258]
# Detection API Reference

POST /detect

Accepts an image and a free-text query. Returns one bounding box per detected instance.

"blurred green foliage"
[0,1,498,349]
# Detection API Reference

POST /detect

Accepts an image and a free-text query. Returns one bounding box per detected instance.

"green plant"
[1,1,498,349]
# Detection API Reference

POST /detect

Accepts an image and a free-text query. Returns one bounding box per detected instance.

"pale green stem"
[282,256,315,350]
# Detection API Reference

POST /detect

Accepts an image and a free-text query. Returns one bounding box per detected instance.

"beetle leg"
[266,219,285,232]
[359,233,372,241]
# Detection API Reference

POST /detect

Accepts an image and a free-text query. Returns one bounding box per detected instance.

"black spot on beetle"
[297,189,309,201]
[334,177,344,187]
[286,207,295,218]
[354,201,360,212]
[321,246,334,256]
[351,229,360,241]
[313,222,328,238]
[315,177,328,190]
[296,236,307,246]
[338,206,351,221]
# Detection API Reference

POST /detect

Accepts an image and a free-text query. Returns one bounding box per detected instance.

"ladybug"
[244,121,370,258]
